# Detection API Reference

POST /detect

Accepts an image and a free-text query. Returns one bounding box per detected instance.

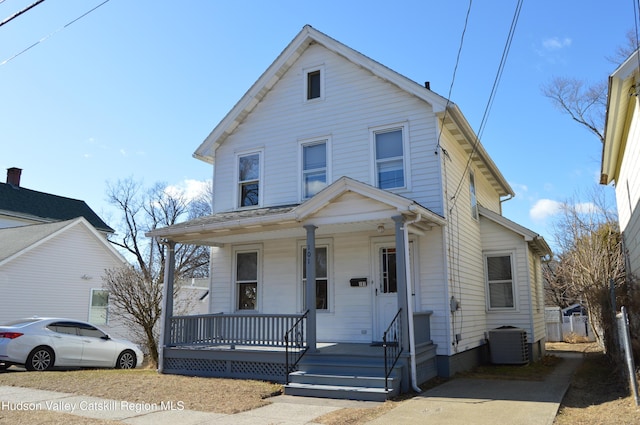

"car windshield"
[1,318,42,327]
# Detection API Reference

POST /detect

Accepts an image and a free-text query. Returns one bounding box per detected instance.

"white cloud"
[574,202,598,215]
[530,199,563,221]
[542,37,572,50]
[165,179,211,202]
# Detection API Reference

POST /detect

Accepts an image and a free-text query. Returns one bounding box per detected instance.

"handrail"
[383,308,403,392]
[284,310,309,384]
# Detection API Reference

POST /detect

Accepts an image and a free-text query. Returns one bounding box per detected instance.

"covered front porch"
[161,309,435,400]
[147,177,444,399]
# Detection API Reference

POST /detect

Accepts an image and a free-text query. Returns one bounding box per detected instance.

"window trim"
[299,136,331,200]
[88,288,109,325]
[233,244,262,312]
[235,149,264,209]
[303,65,325,103]
[297,238,333,313]
[370,122,410,191]
[484,251,517,311]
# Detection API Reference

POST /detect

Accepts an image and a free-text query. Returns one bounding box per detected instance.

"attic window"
[304,66,324,101]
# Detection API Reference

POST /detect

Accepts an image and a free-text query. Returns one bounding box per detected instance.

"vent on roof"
[489,326,529,364]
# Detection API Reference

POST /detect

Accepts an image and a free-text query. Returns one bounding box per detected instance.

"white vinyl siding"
[0,221,128,339]
[211,43,442,215]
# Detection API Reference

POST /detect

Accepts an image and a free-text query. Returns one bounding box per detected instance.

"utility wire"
[0,0,46,29]
[436,0,473,150]
[1,0,110,67]
[449,0,523,207]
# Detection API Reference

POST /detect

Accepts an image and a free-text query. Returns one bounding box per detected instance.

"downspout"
[402,213,422,393]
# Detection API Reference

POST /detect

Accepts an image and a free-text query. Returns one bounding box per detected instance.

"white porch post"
[392,216,410,350]
[304,224,317,352]
[160,240,176,366]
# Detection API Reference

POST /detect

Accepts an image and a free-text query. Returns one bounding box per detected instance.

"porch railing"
[383,308,403,392]
[284,310,309,384]
[169,312,307,348]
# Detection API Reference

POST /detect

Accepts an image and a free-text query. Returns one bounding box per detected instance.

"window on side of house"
[486,253,515,309]
[470,171,478,220]
[301,245,329,311]
[238,152,261,208]
[89,289,109,325]
[304,66,324,101]
[236,250,259,310]
[302,140,327,199]
[374,127,405,190]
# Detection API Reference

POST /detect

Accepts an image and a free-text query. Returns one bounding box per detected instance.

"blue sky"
[1,0,631,250]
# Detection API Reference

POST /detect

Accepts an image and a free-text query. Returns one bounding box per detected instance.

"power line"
[449,0,524,207]
[1,0,110,67]
[0,0,46,29]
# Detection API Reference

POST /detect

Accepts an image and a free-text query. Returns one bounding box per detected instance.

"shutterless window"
[487,255,514,309]
[89,289,109,325]
[375,128,405,189]
[236,251,258,310]
[238,153,260,207]
[470,172,478,220]
[307,70,321,100]
[302,246,328,310]
[302,141,327,198]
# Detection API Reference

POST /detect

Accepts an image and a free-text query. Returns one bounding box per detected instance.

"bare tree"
[541,29,639,144]
[104,177,212,366]
[551,187,627,355]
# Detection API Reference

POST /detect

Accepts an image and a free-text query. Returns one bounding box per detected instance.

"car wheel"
[115,350,136,369]
[26,346,54,371]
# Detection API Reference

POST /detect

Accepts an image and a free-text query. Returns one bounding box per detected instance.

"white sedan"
[0,318,143,371]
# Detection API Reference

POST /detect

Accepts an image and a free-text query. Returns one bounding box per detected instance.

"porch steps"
[284,350,402,401]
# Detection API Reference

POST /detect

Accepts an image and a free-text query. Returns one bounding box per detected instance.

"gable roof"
[0,217,125,267]
[0,182,113,233]
[147,176,445,245]
[193,25,513,198]
[478,206,551,257]
[601,48,640,184]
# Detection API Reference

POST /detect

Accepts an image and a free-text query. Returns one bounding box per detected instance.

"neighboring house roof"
[0,181,113,233]
[194,24,513,198]
[147,176,445,245]
[601,48,639,184]
[478,205,552,257]
[0,217,124,267]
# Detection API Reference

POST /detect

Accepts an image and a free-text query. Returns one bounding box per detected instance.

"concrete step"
[284,382,397,402]
[288,370,397,388]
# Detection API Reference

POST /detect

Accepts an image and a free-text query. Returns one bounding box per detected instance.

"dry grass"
[0,368,281,413]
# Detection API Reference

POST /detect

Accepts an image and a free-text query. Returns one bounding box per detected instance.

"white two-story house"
[148,25,551,400]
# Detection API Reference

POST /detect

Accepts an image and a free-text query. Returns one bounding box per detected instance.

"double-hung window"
[238,152,261,208]
[236,250,259,310]
[301,245,329,311]
[373,125,406,190]
[301,140,328,198]
[486,253,515,309]
[89,289,109,325]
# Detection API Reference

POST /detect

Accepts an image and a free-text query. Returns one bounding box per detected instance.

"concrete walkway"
[0,352,582,424]
[367,352,583,425]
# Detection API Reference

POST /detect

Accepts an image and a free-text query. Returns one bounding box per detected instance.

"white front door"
[374,243,398,341]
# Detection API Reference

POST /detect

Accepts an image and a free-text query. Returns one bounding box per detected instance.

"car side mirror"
[101,335,111,341]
